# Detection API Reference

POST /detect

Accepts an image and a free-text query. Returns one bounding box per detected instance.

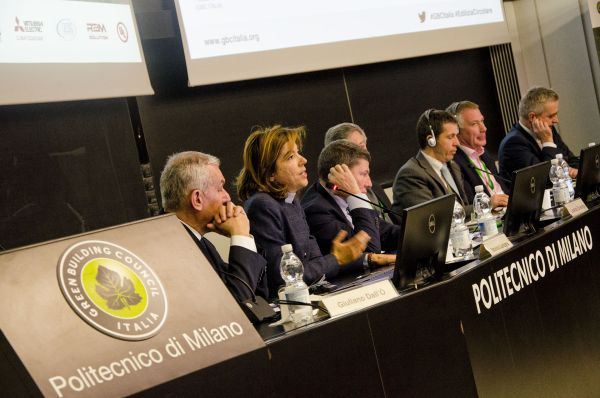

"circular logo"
[57,19,76,41]
[530,177,536,194]
[57,240,168,340]
[428,214,436,234]
[116,22,128,42]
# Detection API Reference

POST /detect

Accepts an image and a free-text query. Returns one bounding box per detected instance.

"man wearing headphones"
[392,109,471,214]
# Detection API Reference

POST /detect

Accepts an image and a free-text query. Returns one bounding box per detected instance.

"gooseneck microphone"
[219,268,277,323]
[325,182,403,219]
[468,164,512,183]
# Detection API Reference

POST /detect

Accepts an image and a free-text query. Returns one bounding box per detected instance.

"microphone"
[325,182,403,219]
[219,269,277,324]
[468,164,511,183]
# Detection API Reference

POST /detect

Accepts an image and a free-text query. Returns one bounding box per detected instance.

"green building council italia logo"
[57,240,168,340]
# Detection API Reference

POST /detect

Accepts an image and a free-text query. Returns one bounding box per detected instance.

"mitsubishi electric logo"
[14,16,24,32]
[530,177,536,194]
[57,240,168,341]
[418,11,426,23]
[428,214,436,234]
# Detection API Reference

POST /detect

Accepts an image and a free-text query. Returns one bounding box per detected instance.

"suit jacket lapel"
[315,182,353,226]
[515,124,543,156]
[448,160,468,206]
[182,224,221,271]
[415,151,449,194]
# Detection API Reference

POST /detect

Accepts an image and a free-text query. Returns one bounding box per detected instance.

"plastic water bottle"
[549,159,569,206]
[450,202,472,257]
[473,185,498,237]
[555,154,574,200]
[279,244,313,324]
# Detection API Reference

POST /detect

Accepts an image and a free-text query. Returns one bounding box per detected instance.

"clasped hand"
[207,202,250,237]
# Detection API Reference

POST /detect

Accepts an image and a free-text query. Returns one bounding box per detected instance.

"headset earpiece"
[427,133,436,147]
[424,109,437,147]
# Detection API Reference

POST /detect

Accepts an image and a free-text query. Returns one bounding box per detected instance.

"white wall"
[504,0,600,151]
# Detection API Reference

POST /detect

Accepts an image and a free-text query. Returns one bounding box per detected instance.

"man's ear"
[190,189,203,212]
[527,112,536,123]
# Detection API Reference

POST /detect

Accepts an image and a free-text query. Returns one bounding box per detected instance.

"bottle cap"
[474,185,484,193]
[551,159,558,165]
[556,153,563,159]
[281,244,293,253]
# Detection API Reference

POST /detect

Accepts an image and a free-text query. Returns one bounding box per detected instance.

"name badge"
[321,280,398,318]
[563,198,588,218]
[479,233,513,259]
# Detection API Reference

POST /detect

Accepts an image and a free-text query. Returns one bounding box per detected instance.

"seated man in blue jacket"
[302,140,399,269]
[499,86,579,180]
[324,122,399,224]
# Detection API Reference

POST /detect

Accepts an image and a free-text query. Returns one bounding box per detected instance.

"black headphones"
[424,109,436,147]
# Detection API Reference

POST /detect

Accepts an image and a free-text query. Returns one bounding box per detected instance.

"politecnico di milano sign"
[0,214,264,397]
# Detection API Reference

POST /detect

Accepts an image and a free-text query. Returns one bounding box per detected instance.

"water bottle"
[549,159,569,206]
[450,202,472,257]
[279,244,313,324]
[473,185,498,237]
[555,154,574,200]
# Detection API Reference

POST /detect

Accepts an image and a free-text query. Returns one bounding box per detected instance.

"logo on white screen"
[14,16,24,33]
[57,19,77,41]
[117,22,129,43]
[86,22,108,40]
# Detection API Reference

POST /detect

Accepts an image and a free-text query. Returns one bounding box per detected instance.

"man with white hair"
[160,151,267,301]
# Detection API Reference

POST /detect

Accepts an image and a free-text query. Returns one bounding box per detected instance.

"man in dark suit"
[302,140,399,268]
[324,122,399,224]
[392,109,471,214]
[499,86,579,181]
[160,151,267,302]
[446,100,509,207]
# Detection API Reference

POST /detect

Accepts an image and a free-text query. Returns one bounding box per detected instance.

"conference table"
[130,203,600,397]
[3,205,598,397]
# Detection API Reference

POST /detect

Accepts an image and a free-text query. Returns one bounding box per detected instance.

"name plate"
[479,233,513,260]
[563,198,588,218]
[321,280,398,318]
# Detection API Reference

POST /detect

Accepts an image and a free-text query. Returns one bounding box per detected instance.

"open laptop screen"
[503,161,550,238]
[575,143,600,204]
[392,194,455,290]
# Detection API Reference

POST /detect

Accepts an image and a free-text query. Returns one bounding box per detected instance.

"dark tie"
[198,237,221,270]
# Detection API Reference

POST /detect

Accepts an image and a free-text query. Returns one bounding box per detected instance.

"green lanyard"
[467,157,495,191]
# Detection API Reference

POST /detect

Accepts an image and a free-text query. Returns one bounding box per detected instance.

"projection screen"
[0,0,153,106]
[174,0,510,87]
